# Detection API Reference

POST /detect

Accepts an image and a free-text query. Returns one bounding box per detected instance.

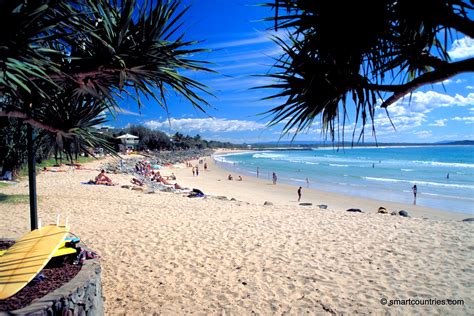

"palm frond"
[258,0,473,143]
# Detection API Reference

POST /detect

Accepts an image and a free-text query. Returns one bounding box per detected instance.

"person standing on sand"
[412,184,417,205]
[196,165,199,176]
[192,166,195,176]
[306,177,310,188]
[272,172,277,185]
[298,186,302,202]
[257,167,259,178]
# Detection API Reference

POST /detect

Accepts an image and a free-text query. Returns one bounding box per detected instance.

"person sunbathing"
[43,167,66,172]
[174,183,189,190]
[131,178,144,186]
[95,170,113,185]
[151,171,161,182]
[156,176,172,185]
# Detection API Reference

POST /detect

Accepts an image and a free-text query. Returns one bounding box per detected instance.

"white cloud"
[452,116,474,124]
[414,130,433,139]
[117,108,142,116]
[448,37,474,59]
[435,79,452,85]
[467,86,474,90]
[375,112,425,132]
[209,30,287,49]
[213,47,283,63]
[206,75,276,91]
[391,91,474,113]
[429,119,447,127]
[144,118,266,133]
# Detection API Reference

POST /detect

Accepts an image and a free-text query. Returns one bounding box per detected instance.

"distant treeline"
[104,125,244,151]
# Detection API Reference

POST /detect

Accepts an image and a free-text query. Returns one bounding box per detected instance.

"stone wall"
[2,249,103,316]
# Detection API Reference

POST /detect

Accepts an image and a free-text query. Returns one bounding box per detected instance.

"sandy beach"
[0,153,472,314]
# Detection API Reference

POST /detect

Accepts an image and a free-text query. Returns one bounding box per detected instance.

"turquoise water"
[214,146,474,214]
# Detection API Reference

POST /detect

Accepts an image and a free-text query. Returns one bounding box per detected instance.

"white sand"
[0,154,472,314]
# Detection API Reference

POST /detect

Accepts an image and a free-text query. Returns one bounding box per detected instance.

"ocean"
[214,146,474,214]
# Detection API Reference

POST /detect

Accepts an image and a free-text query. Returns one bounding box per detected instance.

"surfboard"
[0,236,80,258]
[0,225,69,300]
[0,244,77,258]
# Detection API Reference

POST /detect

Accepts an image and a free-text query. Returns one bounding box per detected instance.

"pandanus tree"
[260,0,474,142]
[1,0,211,134]
[0,0,211,229]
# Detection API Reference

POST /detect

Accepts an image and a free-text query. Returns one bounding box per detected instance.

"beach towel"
[188,188,205,198]
[81,181,116,186]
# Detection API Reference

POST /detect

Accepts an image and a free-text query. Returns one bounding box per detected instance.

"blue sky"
[110,0,474,144]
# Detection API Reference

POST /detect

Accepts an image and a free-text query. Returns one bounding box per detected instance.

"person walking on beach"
[257,167,259,178]
[297,186,302,202]
[306,177,310,188]
[272,172,277,185]
[192,166,195,176]
[196,165,199,176]
[412,184,417,205]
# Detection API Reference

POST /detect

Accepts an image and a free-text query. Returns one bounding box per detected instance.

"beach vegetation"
[260,0,474,142]
[0,0,212,174]
[113,125,239,150]
[0,193,30,204]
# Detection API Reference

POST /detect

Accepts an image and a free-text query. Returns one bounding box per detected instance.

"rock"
[399,210,409,217]
[346,208,362,213]
[230,198,237,201]
[378,207,388,214]
[462,218,474,222]
[121,185,131,189]
[299,203,312,206]
[264,201,273,206]
[318,204,328,209]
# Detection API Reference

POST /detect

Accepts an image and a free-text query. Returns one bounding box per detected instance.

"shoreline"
[172,152,471,221]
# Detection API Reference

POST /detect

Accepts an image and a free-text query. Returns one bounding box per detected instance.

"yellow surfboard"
[0,225,69,300]
[0,241,77,258]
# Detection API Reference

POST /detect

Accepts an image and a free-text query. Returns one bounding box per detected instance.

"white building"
[116,133,139,151]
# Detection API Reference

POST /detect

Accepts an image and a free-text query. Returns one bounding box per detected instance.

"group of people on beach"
[227,174,242,181]
[190,159,207,176]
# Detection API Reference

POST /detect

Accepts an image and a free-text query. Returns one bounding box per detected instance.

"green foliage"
[121,125,240,150]
[0,193,30,204]
[0,118,28,176]
[260,0,474,142]
[0,0,212,173]
[127,125,172,150]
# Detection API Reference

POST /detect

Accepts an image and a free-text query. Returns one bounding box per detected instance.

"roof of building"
[116,133,139,139]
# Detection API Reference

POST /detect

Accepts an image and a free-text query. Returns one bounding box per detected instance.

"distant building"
[116,133,139,152]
